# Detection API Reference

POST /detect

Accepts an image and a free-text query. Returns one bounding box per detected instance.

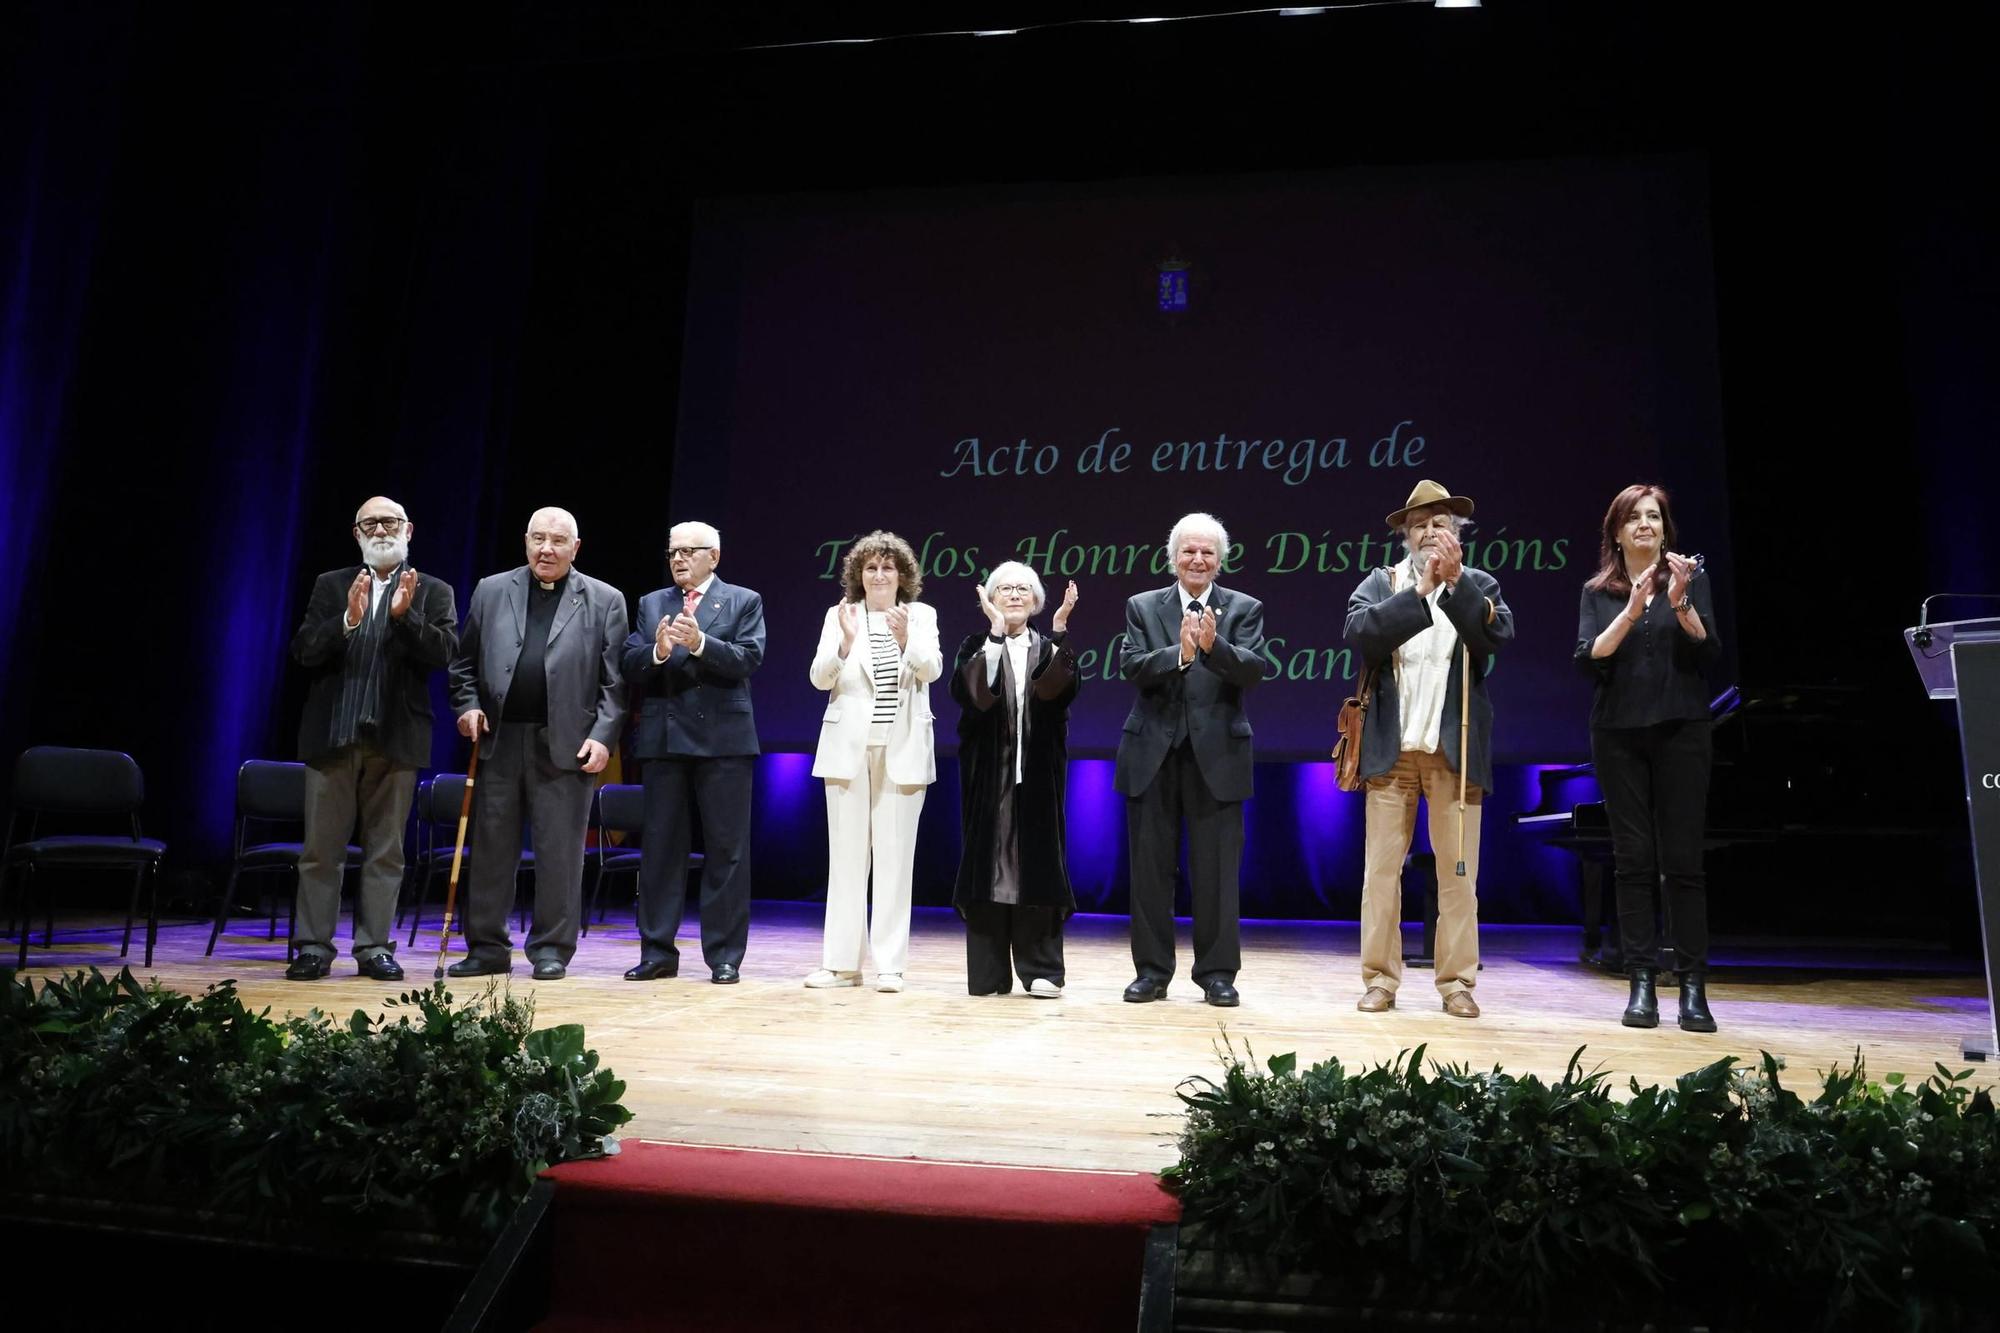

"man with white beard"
[284,496,458,980]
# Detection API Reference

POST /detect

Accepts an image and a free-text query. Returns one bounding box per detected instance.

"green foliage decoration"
[1166,1040,2000,1328]
[0,966,631,1241]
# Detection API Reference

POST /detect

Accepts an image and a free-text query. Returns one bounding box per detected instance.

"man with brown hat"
[1342,480,1514,1018]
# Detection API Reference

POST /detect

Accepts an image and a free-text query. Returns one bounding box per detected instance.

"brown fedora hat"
[1385,479,1476,529]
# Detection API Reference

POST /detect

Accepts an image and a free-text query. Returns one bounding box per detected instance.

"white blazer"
[809,601,941,786]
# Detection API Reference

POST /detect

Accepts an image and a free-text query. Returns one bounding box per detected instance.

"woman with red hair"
[1575,484,1721,1031]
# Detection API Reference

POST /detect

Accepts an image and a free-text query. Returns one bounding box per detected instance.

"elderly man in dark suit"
[1343,479,1514,1019]
[286,496,457,981]
[620,520,766,985]
[1116,512,1267,1008]
[448,506,628,980]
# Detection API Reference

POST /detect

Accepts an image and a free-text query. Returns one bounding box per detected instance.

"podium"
[1905,617,2000,1060]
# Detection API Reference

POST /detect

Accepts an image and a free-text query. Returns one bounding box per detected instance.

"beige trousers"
[1360,749,1483,996]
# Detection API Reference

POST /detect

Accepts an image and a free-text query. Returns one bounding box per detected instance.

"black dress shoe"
[531,959,567,981]
[357,953,405,982]
[711,963,740,984]
[285,952,332,981]
[446,956,511,978]
[624,959,679,981]
[1123,976,1168,1003]
[1202,978,1241,1007]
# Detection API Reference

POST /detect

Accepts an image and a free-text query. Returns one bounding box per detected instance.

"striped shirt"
[866,610,902,739]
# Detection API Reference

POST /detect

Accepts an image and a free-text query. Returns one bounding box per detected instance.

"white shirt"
[1177,583,1213,671]
[1392,557,1459,754]
[343,567,397,633]
[983,630,1034,784]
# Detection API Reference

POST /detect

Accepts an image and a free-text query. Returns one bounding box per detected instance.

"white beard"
[358,534,408,573]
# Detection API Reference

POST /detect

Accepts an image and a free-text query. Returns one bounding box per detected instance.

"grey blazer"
[1342,564,1513,790]
[449,566,630,767]
[1113,585,1267,803]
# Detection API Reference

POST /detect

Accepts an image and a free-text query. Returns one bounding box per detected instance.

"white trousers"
[821,745,927,975]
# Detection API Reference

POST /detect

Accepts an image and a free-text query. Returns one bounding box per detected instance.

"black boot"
[1621,968,1659,1028]
[1678,971,1716,1032]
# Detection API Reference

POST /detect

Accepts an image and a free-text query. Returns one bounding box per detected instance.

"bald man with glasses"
[286,497,457,981]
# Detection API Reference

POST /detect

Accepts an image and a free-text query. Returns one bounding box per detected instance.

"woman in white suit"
[807,530,942,992]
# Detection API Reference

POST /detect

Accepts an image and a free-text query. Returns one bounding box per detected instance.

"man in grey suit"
[447,506,628,980]
[1115,512,1267,1007]
[286,496,457,981]
[620,520,765,984]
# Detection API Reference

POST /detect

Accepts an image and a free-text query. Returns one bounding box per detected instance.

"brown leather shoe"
[1356,986,1395,1013]
[1442,991,1480,1019]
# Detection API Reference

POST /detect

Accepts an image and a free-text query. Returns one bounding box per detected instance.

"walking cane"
[433,743,481,980]
[1456,642,1471,879]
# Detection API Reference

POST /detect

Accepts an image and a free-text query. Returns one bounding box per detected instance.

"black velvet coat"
[948,628,1079,917]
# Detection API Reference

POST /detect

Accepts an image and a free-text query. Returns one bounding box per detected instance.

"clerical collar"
[534,572,568,594]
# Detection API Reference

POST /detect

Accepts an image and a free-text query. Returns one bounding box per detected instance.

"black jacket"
[292,564,458,768]
[949,628,1079,916]
[1113,586,1266,802]
[1573,575,1720,729]
[1342,564,1513,790]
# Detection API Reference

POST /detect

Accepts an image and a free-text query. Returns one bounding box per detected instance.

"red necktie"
[684,590,702,618]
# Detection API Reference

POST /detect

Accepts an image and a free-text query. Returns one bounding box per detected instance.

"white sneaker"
[804,969,862,988]
[875,973,905,993]
[1027,978,1062,999]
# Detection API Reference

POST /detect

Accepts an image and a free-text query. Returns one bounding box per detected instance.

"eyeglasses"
[993,584,1034,596]
[668,546,715,560]
[354,517,405,535]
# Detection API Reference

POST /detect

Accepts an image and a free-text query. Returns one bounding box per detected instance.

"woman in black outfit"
[948,562,1080,997]
[1575,483,1721,1031]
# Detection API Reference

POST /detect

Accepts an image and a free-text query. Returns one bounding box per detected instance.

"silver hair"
[982,560,1047,613]
[353,496,408,524]
[527,506,580,540]
[1167,511,1229,557]
[1400,505,1464,559]
[670,519,721,550]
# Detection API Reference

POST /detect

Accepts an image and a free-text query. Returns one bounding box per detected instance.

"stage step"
[535,1140,1181,1332]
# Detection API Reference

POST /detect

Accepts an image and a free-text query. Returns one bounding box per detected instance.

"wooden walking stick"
[1456,641,1471,879]
[434,743,481,979]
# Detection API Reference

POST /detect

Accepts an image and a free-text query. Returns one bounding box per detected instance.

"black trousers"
[1591,718,1712,972]
[635,754,753,970]
[963,901,1065,994]
[1127,741,1243,985]
[467,722,593,966]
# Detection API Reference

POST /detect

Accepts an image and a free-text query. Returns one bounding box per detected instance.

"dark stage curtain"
[1,3,1992,933]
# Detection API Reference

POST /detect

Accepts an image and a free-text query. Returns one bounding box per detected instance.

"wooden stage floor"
[15,903,1994,1174]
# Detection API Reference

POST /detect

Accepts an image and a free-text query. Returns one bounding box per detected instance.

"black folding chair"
[402,774,533,944]
[583,782,702,937]
[2,747,168,968]
[204,759,362,958]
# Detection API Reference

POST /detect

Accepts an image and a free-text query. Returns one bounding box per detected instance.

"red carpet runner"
[535,1141,1182,1332]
